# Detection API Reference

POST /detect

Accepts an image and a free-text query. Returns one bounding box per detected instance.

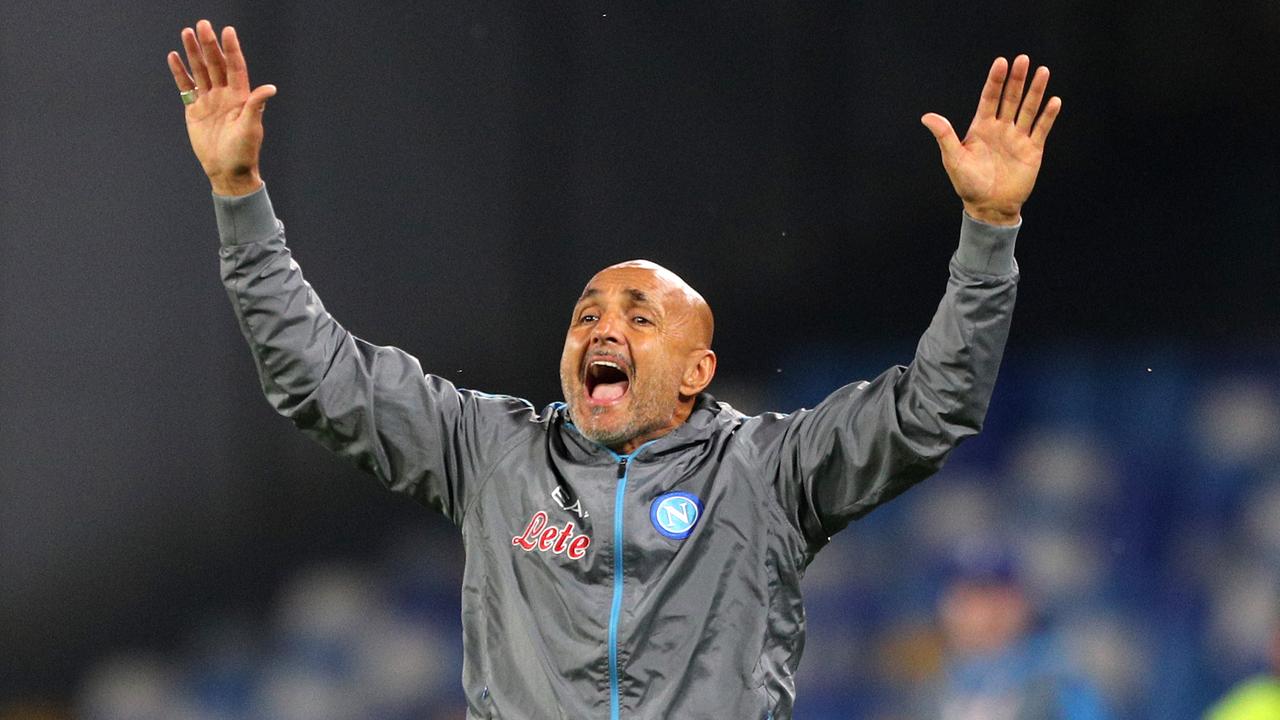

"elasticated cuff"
[213,184,279,246]
[955,212,1019,276]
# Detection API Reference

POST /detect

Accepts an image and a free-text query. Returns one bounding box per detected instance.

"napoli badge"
[649,492,704,540]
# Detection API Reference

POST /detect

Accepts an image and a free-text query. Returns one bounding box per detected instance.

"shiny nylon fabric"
[215,187,1019,719]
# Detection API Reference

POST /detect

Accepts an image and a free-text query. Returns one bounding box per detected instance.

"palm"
[922,55,1061,224]
[185,84,260,178]
[949,117,1043,210]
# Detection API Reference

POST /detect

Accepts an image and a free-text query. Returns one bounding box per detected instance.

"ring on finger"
[180,88,198,105]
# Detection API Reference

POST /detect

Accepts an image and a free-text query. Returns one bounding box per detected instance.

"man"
[914,543,1112,720]
[166,19,1060,719]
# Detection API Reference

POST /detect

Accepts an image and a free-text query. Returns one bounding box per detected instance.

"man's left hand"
[922,55,1062,226]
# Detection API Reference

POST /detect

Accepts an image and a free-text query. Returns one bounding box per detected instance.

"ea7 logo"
[650,492,704,540]
[551,485,589,519]
[512,511,591,560]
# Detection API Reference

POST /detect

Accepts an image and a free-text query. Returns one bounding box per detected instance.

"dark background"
[1,0,1277,709]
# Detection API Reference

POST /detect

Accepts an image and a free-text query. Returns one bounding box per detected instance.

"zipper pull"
[617,457,628,478]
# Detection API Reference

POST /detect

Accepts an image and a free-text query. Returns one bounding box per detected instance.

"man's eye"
[632,316,650,325]
[579,314,598,324]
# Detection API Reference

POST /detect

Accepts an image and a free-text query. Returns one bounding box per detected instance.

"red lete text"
[512,511,591,560]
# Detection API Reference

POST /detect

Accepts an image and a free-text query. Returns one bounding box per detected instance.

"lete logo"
[512,511,591,560]
[650,492,704,540]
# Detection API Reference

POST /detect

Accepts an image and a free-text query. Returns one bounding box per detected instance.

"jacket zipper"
[606,440,656,720]
[609,456,628,720]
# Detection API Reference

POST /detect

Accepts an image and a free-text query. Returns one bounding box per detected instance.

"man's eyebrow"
[575,288,652,305]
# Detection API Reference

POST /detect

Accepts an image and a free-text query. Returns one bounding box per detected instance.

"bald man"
[169,19,1059,720]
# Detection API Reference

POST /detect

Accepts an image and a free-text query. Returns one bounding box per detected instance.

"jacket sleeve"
[776,213,1020,546]
[214,186,527,526]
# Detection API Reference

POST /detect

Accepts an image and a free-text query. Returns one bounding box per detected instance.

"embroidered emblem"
[512,511,591,560]
[650,492,704,540]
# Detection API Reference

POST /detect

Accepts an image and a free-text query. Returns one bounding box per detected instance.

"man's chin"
[578,422,632,445]
[568,404,634,448]
[576,418,630,447]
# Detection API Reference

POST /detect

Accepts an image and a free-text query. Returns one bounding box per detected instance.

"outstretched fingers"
[196,19,228,88]
[998,54,1030,120]
[222,26,250,92]
[180,27,211,91]
[1031,96,1063,147]
[973,54,1062,146]
[973,57,1008,122]
[167,51,195,92]
[1015,66,1049,132]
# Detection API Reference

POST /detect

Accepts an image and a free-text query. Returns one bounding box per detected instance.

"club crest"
[650,492,704,540]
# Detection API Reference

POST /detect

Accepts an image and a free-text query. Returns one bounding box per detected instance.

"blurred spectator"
[906,541,1113,720]
[1204,619,1280,720]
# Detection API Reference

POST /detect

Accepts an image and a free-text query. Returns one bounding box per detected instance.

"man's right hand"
[167,20,276,196]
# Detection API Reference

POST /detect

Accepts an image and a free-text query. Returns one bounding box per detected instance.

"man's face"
[939,581,1030,656]
[559,261,713,451]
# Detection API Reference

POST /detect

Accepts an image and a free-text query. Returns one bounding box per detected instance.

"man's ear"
[680,350,717,396]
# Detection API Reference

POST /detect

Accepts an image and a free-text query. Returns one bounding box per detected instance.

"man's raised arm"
[166,21,528,524]
[776,55,1061,545]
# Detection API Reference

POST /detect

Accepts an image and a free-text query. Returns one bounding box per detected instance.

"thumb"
[920,112,962,159]
[242,84,277,118]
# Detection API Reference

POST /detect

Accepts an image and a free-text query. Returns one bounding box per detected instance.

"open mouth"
[584,357,631,404]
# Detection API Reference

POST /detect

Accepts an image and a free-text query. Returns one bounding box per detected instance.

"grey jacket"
[214,186,1019,720]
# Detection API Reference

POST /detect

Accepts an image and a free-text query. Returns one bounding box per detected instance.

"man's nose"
[591,313,623,345]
